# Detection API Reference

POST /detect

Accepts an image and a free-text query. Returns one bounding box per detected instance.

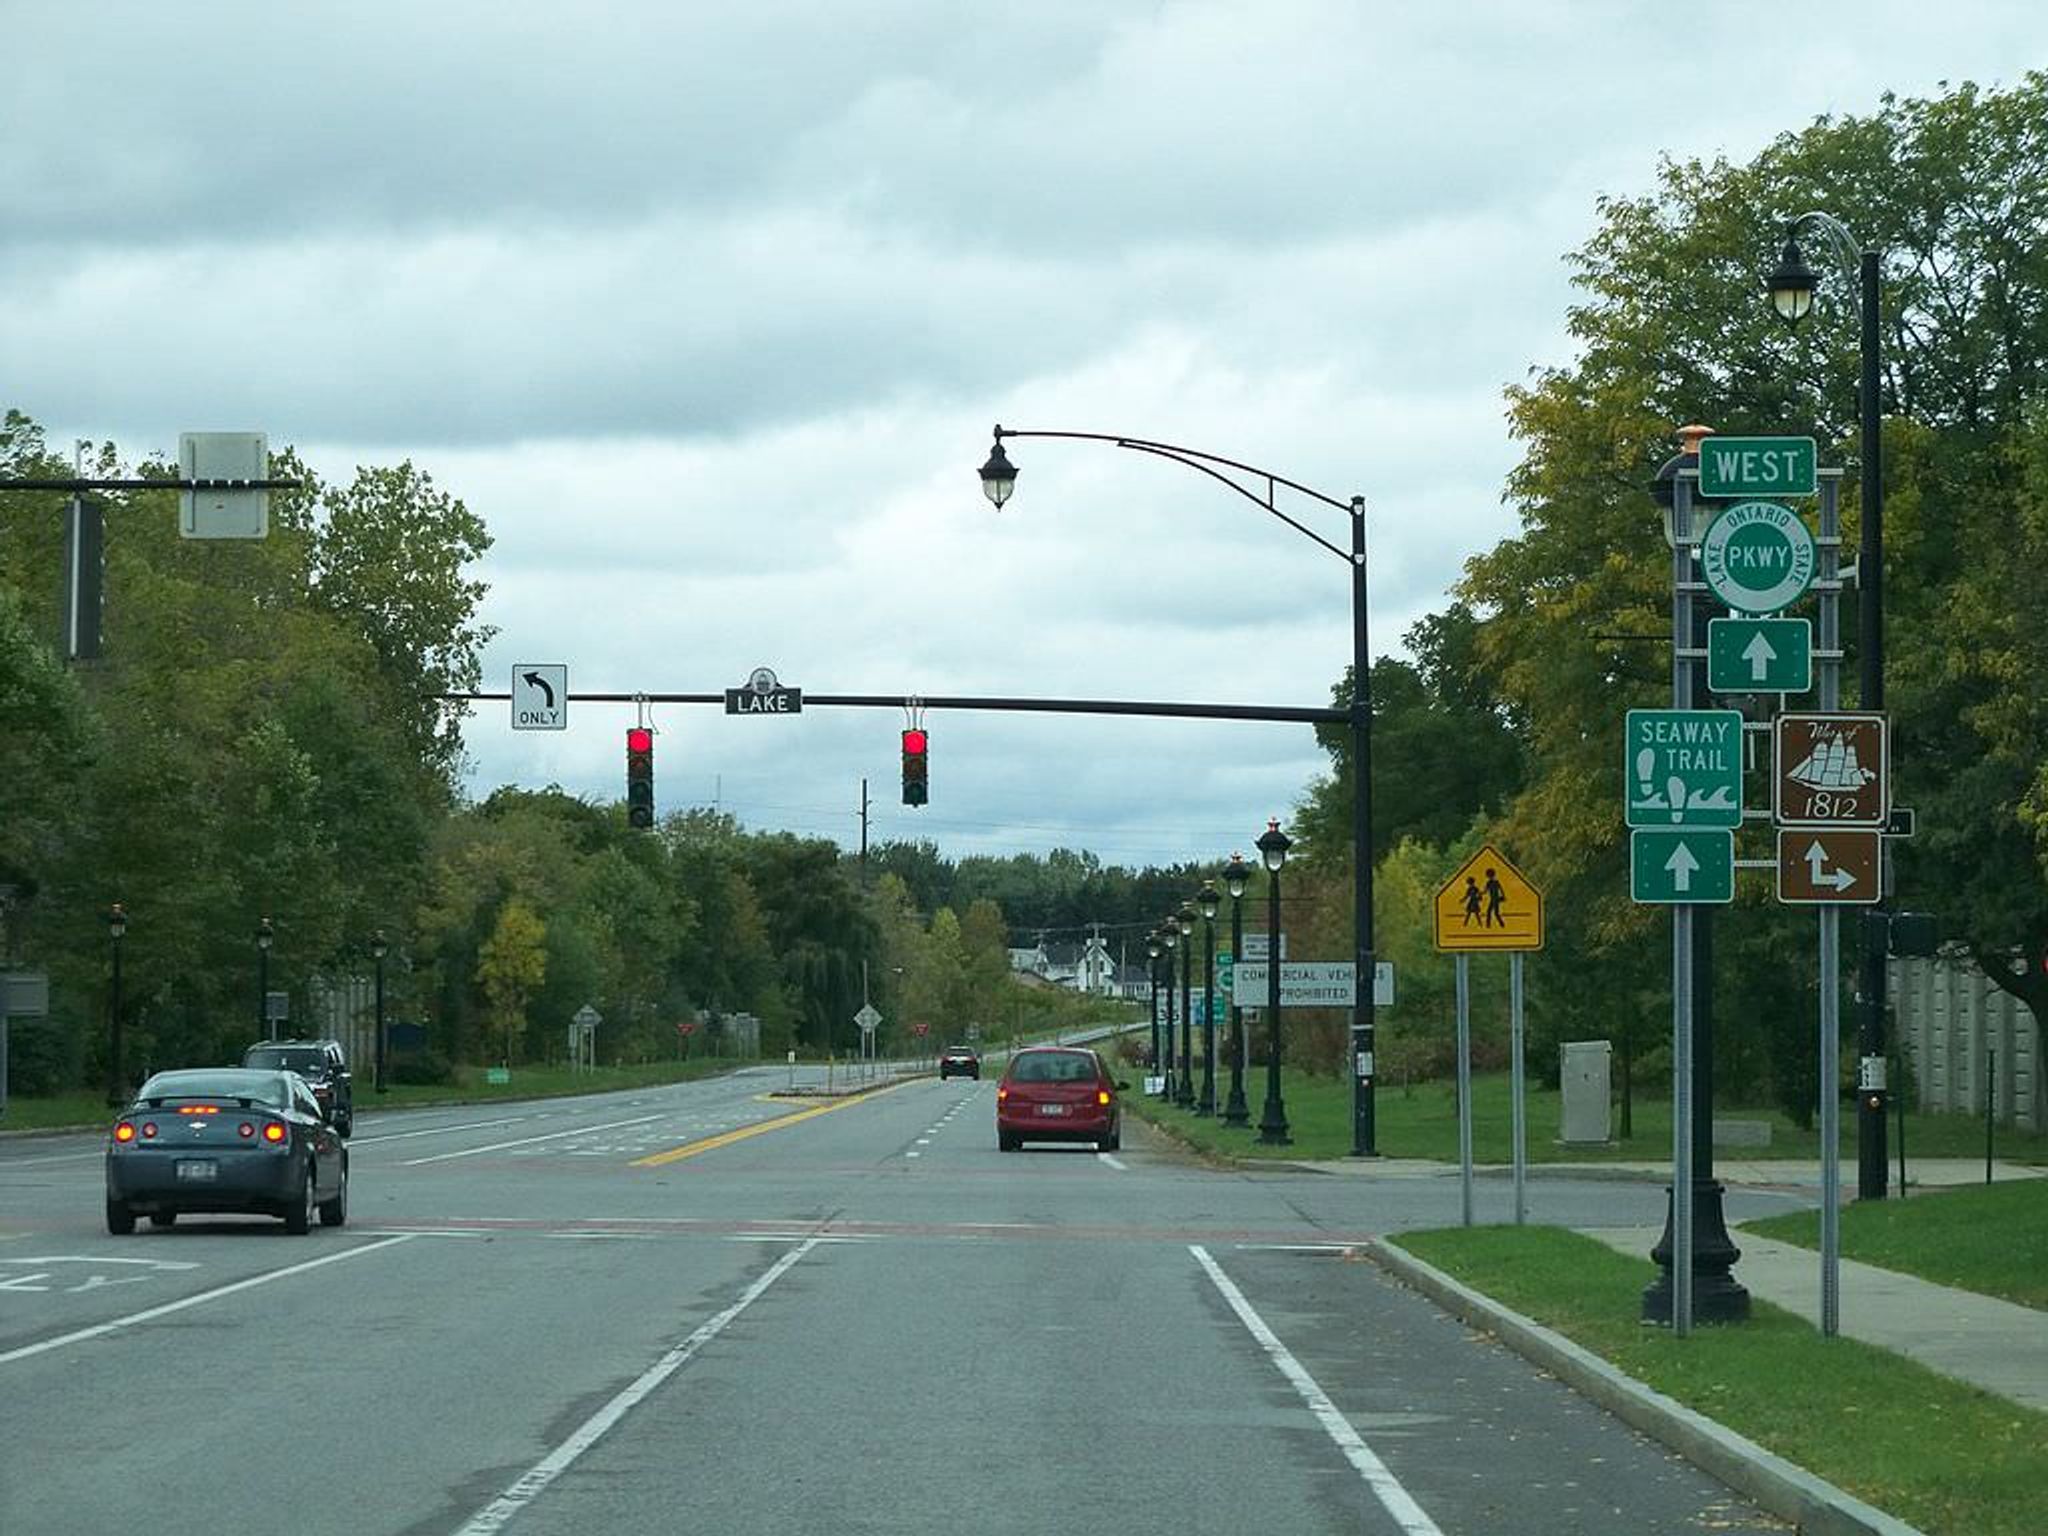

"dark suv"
[241,1039,354,1136]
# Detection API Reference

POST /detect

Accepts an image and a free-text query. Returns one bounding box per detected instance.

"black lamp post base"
[1640,1179,1752,1325]
[1222,1093,1249,1127]
[1257,1108,1291,1146]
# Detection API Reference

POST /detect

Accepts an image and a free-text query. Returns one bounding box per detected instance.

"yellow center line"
[632,1078,922,1167]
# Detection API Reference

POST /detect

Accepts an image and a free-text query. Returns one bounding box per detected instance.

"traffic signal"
[901,728,928,806]
[626,727,655,828]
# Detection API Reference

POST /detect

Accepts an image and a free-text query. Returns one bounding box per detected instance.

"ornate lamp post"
[1145,931,1164,1090]
[1768,217,1892,1200]
[981,428,1378,1154]
[1196,881,1220,1116]
[1176,903,1197,1109]
[1158,919,1179,1100]
[105,903,128,1107]
[371,929,389,1095]
[256,916,275,1042]
[1256,820,1293,1145]
[1222,854,1251,1127]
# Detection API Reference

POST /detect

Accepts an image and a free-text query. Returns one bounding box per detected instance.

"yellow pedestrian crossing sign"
[1434,845,1544,952]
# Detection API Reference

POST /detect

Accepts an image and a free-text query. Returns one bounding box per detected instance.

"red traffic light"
[627,727,653,753]
[902,729,927,755]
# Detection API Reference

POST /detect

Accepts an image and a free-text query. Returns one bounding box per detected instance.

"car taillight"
[238,1122,255,1139]
[997,1085,1008,1102]
[177,1104,219,1115]
[262,1122,287,1144]
[141,1121,159,1139]
[1097,1090,1112,1106]
[114,1121,135,1143]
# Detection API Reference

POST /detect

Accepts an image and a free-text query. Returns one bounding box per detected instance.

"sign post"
[1433,844,1544,1225]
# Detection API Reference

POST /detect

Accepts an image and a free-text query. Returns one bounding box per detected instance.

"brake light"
[114,1121,135,1143]
[177,1104,219,1115]
[1097,1090,1112,1106]
[997,1085,1008,1102]
[262,1122,287,1144]
[141,1121,159,1139]
[238,1122,255,1139]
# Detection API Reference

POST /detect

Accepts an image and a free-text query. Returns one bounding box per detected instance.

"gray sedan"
[105,1068,348,1234]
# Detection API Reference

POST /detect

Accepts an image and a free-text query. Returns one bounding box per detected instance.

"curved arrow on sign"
[521,671,556,709]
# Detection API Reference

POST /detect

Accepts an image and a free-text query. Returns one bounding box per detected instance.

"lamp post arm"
[1785,211,1866,305]
[993,427,1354,561]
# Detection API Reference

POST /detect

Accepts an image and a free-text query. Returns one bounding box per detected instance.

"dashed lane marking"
[401,1114,665,1166]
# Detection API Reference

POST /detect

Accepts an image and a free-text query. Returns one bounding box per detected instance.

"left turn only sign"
[512,664,568,730]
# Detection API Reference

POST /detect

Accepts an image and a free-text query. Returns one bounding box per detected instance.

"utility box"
[1559,1040,1613,1144]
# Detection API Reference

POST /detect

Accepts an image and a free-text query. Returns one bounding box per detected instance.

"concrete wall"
[1890,956,2043,1132]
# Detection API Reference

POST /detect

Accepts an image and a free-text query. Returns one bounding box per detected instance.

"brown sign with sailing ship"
[1773,712,1888,828]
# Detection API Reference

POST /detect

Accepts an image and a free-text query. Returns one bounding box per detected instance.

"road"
[0,1067,1804,1534]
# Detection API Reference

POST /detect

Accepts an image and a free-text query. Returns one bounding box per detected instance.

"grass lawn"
[1741,1179,2048,1310]
[1392,1224,2048,1536]
[0,1056,747,1132]
[1121,1064,2048,1167]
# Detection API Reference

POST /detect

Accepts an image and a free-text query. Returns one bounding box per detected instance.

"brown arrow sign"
[1776,828,1882,904]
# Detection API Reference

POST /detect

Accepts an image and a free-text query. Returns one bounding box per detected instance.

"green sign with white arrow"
[1631,830,1735,904]
[1707,616,1812,693]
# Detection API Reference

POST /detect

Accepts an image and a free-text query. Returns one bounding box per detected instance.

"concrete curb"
[1368,1237,1928,1536]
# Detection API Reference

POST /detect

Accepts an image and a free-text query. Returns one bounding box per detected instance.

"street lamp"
[981,427,1378,1154]
[255,916,274,1042]
[1767,213,1891,1200]
[1222,853,1251,1127]
[1145,932,1163,1088]
[105,903,128,1107]
[1176,904,1197,1109]
[1196,881,1220,1116]
[1256,820,1292,1145]
[1158,921,1180,1100]
[370,930,389,1095]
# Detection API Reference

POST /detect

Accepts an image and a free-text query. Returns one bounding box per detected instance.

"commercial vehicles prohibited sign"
[1698,501,1816,614]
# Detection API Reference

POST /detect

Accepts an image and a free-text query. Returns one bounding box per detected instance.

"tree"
[477,899,547,1064]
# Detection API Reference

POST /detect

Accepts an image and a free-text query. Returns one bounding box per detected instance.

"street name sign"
[1697,436,1817,499]
[725,665,802,716]
[1698,501,1817,614]
[512,664,568,730]
[1630,830,1735,904]
[1625,709,1743,828]
[1230,962,1392,1008]
[1774,712,1887,827]
[1706,617,1811,694]
[1433,843,1544,952]
[1776,828,1881,905]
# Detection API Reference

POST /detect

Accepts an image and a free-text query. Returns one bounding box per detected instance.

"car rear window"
[246,1048,327,1073]
[1011,1053,1098,1084]
[137,1069,290,1107]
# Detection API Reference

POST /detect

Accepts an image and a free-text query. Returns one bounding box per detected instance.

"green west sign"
[1699,501,1816,614]
[1698,435,1816,498]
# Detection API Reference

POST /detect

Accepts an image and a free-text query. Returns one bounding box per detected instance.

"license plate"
[175,1160,218,1182]
[1039,1104,1067,1117]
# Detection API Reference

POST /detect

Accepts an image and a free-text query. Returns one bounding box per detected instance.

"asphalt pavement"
[1,1067,1809,1535]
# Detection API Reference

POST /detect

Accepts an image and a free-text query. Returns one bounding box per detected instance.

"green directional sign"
[1631,830,1735,904]
[1707,616,1812,693]
[1699,501,1817,614]
[1697,435,1816,498]
[1625,709,1743,828]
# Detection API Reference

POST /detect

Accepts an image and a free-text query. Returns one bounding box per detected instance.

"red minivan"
[996,1047,1124,1152]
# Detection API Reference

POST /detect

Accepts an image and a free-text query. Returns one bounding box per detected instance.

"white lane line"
[544,1232,655,1241]
[1190,1245,1444,1536]
[0,1150,102,1168]
[351,1115,529,1146]
[455,1238,820,1535]
[1096,1153,1128,1171]
[0,1236,417,1367]
[1234,1243,1361,1253]
[401,1114,665,1166]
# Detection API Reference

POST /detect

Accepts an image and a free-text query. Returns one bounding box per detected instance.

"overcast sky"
[8,2,2043,870]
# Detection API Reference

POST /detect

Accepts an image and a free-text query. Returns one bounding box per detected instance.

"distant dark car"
[939,1046,981,1080]
[106,1068,348,1234]
[997,1047,1125,1152]
[243,1038,353,1135]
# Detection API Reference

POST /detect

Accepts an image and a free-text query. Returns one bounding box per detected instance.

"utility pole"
[858,777,871,886]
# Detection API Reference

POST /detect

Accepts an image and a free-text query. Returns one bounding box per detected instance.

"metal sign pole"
[1456,953,1473,1227]
[1511,952,1527,1225]
[1671,474,1697,1337]
[1817,471,1843,1335]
